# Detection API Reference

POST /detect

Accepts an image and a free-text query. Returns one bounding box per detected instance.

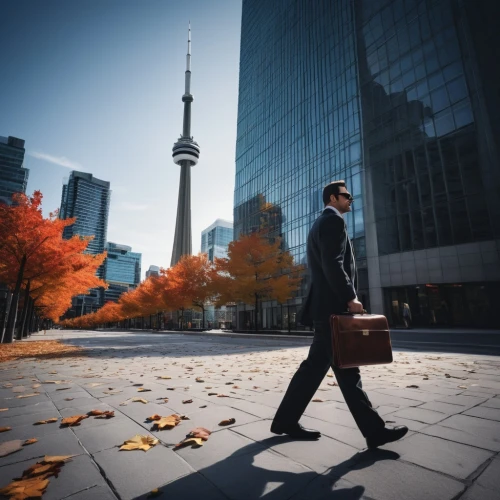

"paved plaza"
[1,330,499,500]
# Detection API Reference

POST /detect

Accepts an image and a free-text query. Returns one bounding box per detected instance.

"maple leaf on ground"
[0,427,12,432]
[174,437,204,450]
[146,414,162,421]
[23,439,38,446]
[0,475,50,500]
[92,411,115,419]
[16,394,39,399]
[137,388,151,392]
[187,427,211,440]
[60,415,88,427]
[131,398,148,404]
[152,415,181,430]
[120,435,159,451]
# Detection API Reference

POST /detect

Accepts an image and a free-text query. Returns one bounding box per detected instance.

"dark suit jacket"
[298,208,357,326]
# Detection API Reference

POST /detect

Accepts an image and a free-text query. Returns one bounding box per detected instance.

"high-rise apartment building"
[235,0,500,328]
[201,219,233,262]
[145,265,160,279]
[60,171,111,312]
[0,136,28,205]
[103,242,141,303]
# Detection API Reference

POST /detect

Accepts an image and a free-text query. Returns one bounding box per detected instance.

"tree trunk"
[0,290,12,344]
[3,254,27,343]
[22,297,33,338]
[16,280,31,341]
[254,294,258,332]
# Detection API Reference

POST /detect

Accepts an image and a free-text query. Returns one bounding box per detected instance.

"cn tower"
[171,23,200,266]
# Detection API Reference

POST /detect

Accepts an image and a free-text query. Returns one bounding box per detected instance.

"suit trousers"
[273,321,385,437]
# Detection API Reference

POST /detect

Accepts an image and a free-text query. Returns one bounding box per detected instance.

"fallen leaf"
[327,382,337,386]
[137,388,151,392]
[208,392,218,396]
[327,373,333,378]
[458,385,467,389]
[42,455,74,463]
[0,408,8,412]
[157,376,171,379]
[0,440,23,457]
[60,415,88,427]
[218,418,236,426]
[120,434,159,451]
[182,399,193,404]
[312,399,324,402]
[94,411,115,419]
[232,385,240,389]
[87,409,105,416]
[152,415,181,430]
[34,418,58,425]
[0,476,50,499]
[180,415,190,420]
[148,488,163,498]
[217,394,229,398]
[195,378,205,383]
[23,438,38,446]
[174,437,204,449]
[146,414,162,421]
[199,405,207,408]
[0,427,12,432]
[187,427,211,440]
[132,398,148,404]
[64,398,74,401]
[56,387,71,391]
[16,393,39,399]
[406,385,419,389]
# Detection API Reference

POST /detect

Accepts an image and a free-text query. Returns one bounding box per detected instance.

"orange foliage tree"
[0,192,107,342]
[214,232,303,331]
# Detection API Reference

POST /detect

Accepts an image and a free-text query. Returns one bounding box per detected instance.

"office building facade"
[60,171,111,312]
[235,0,500,328]
[146,265,160,279]
[201,219,233,262]
[0,136,28,205]
[104,242,141,303]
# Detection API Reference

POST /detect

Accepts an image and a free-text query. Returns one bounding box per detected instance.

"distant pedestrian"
[403,302,412,329]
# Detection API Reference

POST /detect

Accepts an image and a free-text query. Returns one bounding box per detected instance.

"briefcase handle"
[339,309,369,315]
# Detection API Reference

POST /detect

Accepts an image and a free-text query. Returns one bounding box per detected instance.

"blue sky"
[0,0,242,276]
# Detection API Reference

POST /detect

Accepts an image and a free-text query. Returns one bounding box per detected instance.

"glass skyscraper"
[201,219,233,262]
[0,136,28,205]
[59,171,111,312]
[104,242,141,303]
[235,0,500,328]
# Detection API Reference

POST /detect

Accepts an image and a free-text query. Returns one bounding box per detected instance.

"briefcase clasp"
[362,330,369,336]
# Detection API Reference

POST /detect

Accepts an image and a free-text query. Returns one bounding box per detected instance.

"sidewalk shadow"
[132,437,400,500]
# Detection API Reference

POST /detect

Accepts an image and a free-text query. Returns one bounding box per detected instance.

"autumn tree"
[215,232,303,331]
[0,191,107,342]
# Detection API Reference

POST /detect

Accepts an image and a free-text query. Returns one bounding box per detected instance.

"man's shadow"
[133,436,400,499]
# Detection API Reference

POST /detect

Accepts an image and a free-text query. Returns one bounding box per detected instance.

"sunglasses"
[338,193,353,201]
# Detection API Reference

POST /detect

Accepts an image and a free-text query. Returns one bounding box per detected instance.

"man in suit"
[271,181,408,448]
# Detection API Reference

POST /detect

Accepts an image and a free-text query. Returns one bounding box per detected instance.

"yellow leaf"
[23,438,38,446]
[0,476,49,499]
[146,414,162,421]
[156,376,171,379]
[43,455,74,463]
[16,393,39,399]
[217,394,229,398]
[131,398,148,404]
[218,418,236,426]
[0,408,8,412]
[174,437,204,449]
[153,415,181,430]
[120,435,159,451]
[0,427,12,432]
[137,388,151,392]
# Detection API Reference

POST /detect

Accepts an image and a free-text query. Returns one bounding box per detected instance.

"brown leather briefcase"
[330,313,393,369]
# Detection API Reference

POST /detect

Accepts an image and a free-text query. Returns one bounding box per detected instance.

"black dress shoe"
[366,425,408,449]
[270,422,321,439]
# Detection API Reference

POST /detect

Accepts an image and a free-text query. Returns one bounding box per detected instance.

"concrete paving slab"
[288,475,369,500]
[0,400,58,417]
[198,446,317,500]
[341,455,464,500]
[61,484,118,500]
[1,393,50,408]
[436,394,488,407]
[93,442,194,500]
[73,418,155,453]
[303,403,358,429]
[383,433,493,479]
[481,398,500,409]
[0,426,85,467]
[460,484,499,500]
[132,472,228,500]
[0,409,61,428]
[421,414,500,451]
[417,401,468,415]
[390,407,449,424]
[463,405,500,422]
[475,457,500,491]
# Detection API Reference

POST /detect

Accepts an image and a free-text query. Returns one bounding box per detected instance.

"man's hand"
[347,298,364,314]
